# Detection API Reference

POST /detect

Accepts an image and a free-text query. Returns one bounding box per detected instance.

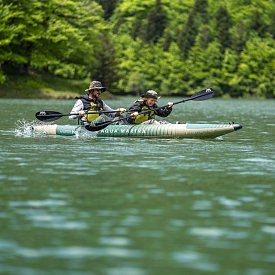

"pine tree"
[94,0,119,20]
[178,0,209,58]
[92,33,120,93]
[215,6,231,53]
[144,0,166,43]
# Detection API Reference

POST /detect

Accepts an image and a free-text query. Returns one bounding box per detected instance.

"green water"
[0,98,275,275]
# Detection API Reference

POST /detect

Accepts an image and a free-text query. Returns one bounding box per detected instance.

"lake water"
[0,97,275,275]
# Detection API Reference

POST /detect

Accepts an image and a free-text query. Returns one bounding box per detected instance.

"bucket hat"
[141,90,160,100]
[85,81,106,92]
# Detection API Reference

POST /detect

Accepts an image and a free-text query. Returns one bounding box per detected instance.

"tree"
[144,0,167,43]
[215,5,231,52]
[159,42,188,95]
[185,38,223,93]
[92,33,120,93]
[94,0,119,20]
[178,0,209,58]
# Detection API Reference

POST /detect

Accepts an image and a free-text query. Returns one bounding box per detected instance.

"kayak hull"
[32,123,242,139]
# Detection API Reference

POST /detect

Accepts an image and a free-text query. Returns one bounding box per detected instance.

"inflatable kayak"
[32,123,242,139]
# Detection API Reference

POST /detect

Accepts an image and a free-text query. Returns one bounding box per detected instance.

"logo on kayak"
[99,128,146,134]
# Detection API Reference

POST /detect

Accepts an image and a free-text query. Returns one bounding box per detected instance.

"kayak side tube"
[32,123,242,139]
[96,123,242,138]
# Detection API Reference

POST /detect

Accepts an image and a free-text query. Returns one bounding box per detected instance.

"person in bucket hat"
[69,81,126,126]
[127,90,173,124]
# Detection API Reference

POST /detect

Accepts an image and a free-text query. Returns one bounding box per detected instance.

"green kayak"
[33,123,242,139]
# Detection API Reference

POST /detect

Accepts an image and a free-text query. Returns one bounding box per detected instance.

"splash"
[14,119,48,137]
[15,120,98,139]
[215,136,224,141]
[74,128,97,139]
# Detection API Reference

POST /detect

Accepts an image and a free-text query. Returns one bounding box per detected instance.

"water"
[0,97,275,275]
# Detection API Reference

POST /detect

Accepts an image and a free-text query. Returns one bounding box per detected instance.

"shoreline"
[0,74,117,100]
[0,74,270,100]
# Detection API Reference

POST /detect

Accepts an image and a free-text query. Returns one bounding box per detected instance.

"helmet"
[141,90,160,100]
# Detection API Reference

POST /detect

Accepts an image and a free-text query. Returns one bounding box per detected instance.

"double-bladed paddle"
[35,110,120,122]
[85,88,214,132]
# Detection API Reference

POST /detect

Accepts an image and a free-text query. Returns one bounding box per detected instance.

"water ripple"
[9,200,67,207]
[173,250,219,271]
[14,246,144,259]
[262,226,275,235]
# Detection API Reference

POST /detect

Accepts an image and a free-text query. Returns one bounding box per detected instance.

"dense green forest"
[0,0,274,98]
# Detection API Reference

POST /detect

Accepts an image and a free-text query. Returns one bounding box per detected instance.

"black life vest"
[77,94,104,122]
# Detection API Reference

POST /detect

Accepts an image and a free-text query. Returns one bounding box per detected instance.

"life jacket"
[78,95,104,123]
[132,103,155,124]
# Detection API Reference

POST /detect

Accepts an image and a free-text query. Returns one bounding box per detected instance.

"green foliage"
[0,0,274,98]
[231,36,275,98]
[112,0,275,97]
[0,0,108,79]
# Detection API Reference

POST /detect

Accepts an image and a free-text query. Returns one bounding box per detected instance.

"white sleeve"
[102,101,115,112]
[69,99,84,119]
[102,101,118,118]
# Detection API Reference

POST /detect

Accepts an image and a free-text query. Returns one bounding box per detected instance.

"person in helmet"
[69,81,126,126]
[127,90,173,124]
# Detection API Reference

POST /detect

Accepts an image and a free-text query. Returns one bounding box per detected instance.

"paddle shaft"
[35,110,121,122]
[42,110,119,117]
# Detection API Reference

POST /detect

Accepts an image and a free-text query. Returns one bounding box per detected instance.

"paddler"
[127,90,174,124]
[69,81,126,126]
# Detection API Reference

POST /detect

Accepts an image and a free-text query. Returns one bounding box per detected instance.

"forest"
[0,0,275,98]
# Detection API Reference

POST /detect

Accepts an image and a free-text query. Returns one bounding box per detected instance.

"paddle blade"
[85,121,111,132]
[191,88,214,101]
[35,111,63,122]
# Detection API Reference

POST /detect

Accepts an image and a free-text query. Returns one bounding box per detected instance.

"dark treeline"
[0,0,274,97]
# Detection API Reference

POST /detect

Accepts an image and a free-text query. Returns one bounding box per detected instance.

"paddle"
[85,88,214,132]
[35,110,120,122]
